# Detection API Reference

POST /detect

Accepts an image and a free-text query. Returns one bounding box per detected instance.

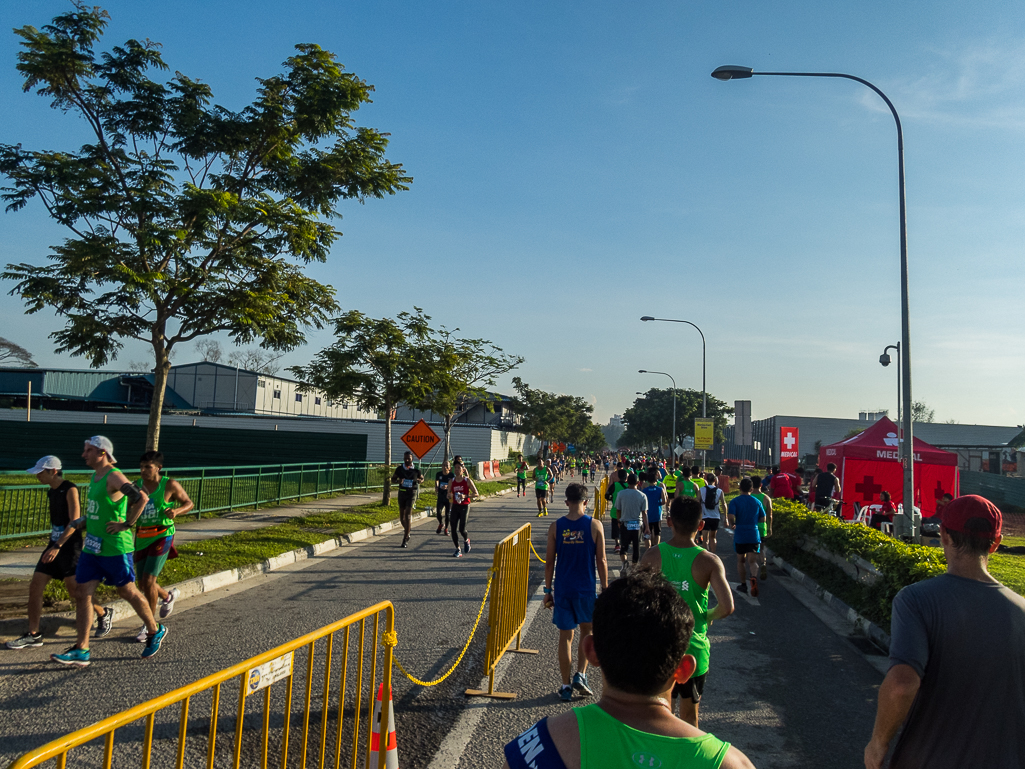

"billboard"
[694,418,715,450]
[779,426,799,473]
[734,400,752,446]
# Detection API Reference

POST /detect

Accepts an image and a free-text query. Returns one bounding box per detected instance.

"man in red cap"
[864,495,1025,769]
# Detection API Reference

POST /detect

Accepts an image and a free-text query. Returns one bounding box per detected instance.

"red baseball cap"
[941,495,1001,539]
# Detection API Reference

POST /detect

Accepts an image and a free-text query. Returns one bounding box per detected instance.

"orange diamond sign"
[400,419,441,459]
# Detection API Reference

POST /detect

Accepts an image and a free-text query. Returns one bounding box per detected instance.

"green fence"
[0,460,455,540]
[960,470,1025,511]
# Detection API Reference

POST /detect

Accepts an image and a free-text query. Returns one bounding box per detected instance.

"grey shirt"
[888,573,1025,768]
[614,488,648,530]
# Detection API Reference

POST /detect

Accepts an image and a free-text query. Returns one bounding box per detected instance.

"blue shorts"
[76,551,136,588]
[552,591,596,631]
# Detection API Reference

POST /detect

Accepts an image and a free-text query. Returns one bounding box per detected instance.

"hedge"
[769,499,946,629]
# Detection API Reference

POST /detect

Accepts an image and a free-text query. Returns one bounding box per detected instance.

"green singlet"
[85,469,134,557]
[135,475,176,549]
[694,476,706,489]
[657,543,710,675]
[679,479,699,500]
[534,468,550,489]
[609,481,628,520]
[752,491,770,537]
[575,703,729,769]
[516,463,528,480]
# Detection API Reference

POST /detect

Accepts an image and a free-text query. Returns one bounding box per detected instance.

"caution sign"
[401,419,440,459]
[694,419,715,450]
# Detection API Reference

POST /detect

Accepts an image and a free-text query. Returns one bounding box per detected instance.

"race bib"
[50,525,64,542]
[625,520,641,531]
[400,478,414,489]
[83,533,103,555]
[454,491,466,504]
[439,482,448,490]
[138,501,157,525]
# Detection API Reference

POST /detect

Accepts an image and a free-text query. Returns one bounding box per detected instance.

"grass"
[989,534,1025,596]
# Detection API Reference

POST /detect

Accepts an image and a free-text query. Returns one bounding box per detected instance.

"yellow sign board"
[694,419,715,450]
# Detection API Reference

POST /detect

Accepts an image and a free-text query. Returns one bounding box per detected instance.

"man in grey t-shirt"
[865,495,1025,769]
[614,474,648,570]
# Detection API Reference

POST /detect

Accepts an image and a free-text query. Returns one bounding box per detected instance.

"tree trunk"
[382,399,392,505]
[146,346,171,450]
[443,413,453,461]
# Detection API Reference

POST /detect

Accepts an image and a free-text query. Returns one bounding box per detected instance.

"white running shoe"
[136,625,149,643]
[159,588,180,619]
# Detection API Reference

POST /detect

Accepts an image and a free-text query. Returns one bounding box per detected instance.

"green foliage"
[0,337,36,367]
[911,400,935,423]
[620,388,733,448]
[510,377,594,455]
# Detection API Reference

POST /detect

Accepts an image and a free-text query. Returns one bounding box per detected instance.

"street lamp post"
[712,65,915,532]
[640,317,707,467]
[880,343,901,435]
[639,370,676,459]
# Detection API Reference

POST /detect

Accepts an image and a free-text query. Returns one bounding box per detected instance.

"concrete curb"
[765,547,892,653]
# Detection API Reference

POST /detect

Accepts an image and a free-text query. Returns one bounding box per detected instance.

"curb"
[765,546,891,653]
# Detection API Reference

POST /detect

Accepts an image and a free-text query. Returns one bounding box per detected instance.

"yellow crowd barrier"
[10,602,396,769]
[465,523,538,699]
[594,476,609,520]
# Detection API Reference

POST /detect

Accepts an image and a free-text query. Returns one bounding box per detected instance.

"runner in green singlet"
[603,469,629,555]
[534,457,552,517]
[502,569,755,769]
[515,454,529,497]
[663,463,679,498]
[677,467,700,500]
[641,496,734,727]
[750,476,774,581]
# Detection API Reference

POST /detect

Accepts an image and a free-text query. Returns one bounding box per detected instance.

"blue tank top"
[641,485,664,522]
[554,515,596,597]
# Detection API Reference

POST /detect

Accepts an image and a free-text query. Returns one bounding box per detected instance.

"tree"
[288,309,442,505]
[194,340,223,363]
[912,400,935,423]
[1,5,411,450]
[0,337,37,367]
[227,348,282,375]
[619,388,733,448]
[510,378,594,457]
[577,422,608,453]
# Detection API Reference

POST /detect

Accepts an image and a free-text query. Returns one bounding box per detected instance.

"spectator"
[869,491,896,530]
[768,467,794,501]
[503,569,755,769]
[813,463,842,513]
[864,495,1025,769]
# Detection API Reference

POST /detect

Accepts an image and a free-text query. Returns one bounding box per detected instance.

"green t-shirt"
[575,703,729,769]
[658,543,711,675]
[84,468,134,557]
[516,463,528,479]
[135,475,176,549]
[679,479,699,499]
[663,471,679,493]
[534,468,550,489]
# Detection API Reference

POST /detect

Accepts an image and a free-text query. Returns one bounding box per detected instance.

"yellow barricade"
[594,475,609,520]
[465,523,539,699]
[10,602,396,769]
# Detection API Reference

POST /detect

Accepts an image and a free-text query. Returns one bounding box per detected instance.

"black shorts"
[735,542,761,555]
[702,517,720,531]
[397,490,416,508]
[672,672,707,704]
[535,488,548,499]
[35,540,82,581]
[648,520,661,537]
[436,496,451,512]
[610,518,620,539]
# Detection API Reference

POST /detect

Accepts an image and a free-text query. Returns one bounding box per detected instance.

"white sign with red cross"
[779,426,799,473]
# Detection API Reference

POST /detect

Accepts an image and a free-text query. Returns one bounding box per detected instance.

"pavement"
[0,480,887,769]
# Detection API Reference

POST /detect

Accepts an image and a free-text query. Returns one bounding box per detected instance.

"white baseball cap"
[26,456,62,474]
[86,435,117,463]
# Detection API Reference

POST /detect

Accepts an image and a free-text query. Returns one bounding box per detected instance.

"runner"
[6,456,111,650]
[543,483,608,701]
[663,462,679,499]
[614,474,648,572]
[603,469,629,555]
[448,462,478,557]
[698,473,727,555]
[515,454,529,498]
[749,477,773,580]
[727,478,766,597]
[390,451,423,548]
[133,451,192,642]
[503,569,755,769]
[435,460,455,535]
[691,466,706,492]
[640,471,668,548]
[676,467,700,500]
[50,436,166,667]
[640,496,734,727]
[580,458,590,484]
[533,457,552,517]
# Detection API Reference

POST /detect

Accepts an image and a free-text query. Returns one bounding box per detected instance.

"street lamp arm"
[753,72,903,134]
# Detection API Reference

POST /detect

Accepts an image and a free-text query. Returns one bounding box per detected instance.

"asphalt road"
[0,484,885,768]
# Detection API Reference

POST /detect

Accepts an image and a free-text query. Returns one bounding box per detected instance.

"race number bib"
[400,478,414,489]
[439,482,448,490]
[83,533,103,555]
[454,491,465,504]
[625,520,641,531]
[50,525,64,542]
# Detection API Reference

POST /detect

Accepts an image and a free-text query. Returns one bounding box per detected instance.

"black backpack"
[703,486,718,511]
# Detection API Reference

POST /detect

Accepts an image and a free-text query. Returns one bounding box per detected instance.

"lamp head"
[879,353,891,367]
[640,316,655,322]
[638,370,647,374]
[711,65,754,81]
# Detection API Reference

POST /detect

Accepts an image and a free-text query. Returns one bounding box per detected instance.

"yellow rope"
[529,538,546,564]
[384,567,496,686]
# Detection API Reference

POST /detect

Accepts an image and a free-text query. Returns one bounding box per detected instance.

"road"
[0,484,884,768]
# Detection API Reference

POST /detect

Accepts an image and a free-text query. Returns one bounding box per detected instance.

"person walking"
[533,457,552,517]
[864,495,1025,769]
[515,454,529,497]
[543,483,608,701]
[447,462,478,557]
[749,477,773,581]
[6,456,111,650]
[698,474,727,555]
[614,474,648,572]
[604,469,630,556]
[726,478,765,597]
[640,471,669,548]
[435,460,455,535]
[391,451,424,548]
[813,463,842,514]
[640,496,734,727]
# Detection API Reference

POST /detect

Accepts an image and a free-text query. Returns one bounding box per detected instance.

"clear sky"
[1,1,1022,428]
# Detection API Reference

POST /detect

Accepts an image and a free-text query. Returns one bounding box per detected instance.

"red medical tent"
[818,417,959,519]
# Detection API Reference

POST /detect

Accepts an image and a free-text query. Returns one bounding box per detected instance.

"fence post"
[228,467,236,510]
[254,466,262,511]
[277,465,285,505]
[197,470,206,518]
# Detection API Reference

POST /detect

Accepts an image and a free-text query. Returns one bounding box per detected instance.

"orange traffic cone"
[367,683,399,769]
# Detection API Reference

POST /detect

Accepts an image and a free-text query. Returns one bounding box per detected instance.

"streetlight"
[712,64,915,529]
[640,317,707,467]
[880,343,901,434]
[639,370,676,459]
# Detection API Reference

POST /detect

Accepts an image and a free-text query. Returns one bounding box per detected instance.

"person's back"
[815,471,838,503]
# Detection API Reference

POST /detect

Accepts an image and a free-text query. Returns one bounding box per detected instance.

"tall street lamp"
[639,370,676,458]
[640,317,707,466]
[712,65,915,527]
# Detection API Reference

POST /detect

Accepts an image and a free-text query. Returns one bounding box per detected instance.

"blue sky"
[1,1,1022,427]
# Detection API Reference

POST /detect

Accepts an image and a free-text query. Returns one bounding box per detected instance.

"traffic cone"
[367,682,399,769]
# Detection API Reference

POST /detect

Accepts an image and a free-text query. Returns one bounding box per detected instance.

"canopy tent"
[818,417,959,519]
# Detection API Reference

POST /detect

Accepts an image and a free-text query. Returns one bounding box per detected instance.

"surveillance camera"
[879,353,891,367]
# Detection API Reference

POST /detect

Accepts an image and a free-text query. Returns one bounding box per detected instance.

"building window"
[273,390,281,399]
[315,396,321,406]
[295,393,303,402]
[257,380,265,388]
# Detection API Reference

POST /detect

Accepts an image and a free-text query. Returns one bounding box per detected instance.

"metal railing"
[9,601,396,769]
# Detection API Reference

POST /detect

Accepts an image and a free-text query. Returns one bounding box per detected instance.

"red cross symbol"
[855,476,883,501]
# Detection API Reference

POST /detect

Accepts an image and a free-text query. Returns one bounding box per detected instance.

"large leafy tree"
[289,309,447,505]
[510,377,594,457]
[577,422,609,454]
[620,387,733,448]
[0,5,410,449]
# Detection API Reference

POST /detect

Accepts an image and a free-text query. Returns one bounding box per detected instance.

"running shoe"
[443,527,448,536]
[759,564,768,581]
[6,632,43,649]
[141,625,167,659]
[159,588,180,619]
[51,646,90,668]
[400,536,409,549]
[436,524,443,535]
[736,582,748,594]
[136,625,149,643]
[613,544,620,554]
[464,539,471,554]
[536,511,544,518]
[749,577,759,598]
[559,684,573,702]
[95,608,113,637]
[572,672,593,696]
[453,549,462,558]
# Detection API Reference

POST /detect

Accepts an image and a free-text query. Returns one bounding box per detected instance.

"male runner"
[677,467,700,500]
[691,466,706,491]
[133,451,192,641]
[640,496,734,727]
[750,477,773,580]
[698,474,727,555]
[6,456,111,650]
[640,471,668,548]
[50,436,166,667]
[435,460,455,534]
[663,462,679,498]
[727,478,765,597]
[604,469,629,555]
[448,462,479,557]
[580,459,589,484]
[614,474,648,571]
[534,457,552,517]
[504,569,755,769]
[544,483,608,701]
[391,451,424,548]
[515,454,529,497]
[813,463,842,513]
